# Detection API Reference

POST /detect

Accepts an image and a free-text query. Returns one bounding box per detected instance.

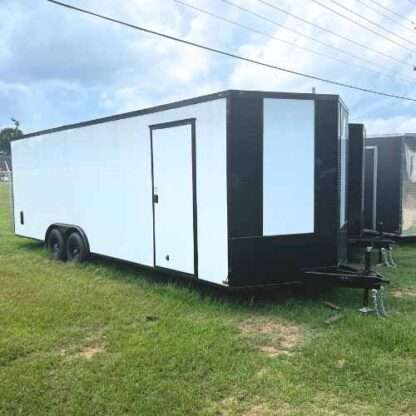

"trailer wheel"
[46,228,66,261]
[66,232,89,263]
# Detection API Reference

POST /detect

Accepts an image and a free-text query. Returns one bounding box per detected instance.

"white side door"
[151,121,196,275]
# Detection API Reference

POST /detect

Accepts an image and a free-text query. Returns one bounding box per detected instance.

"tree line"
[0,120,23,155]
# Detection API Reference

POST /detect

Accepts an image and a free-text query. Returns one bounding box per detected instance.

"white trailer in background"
[11,89,387,293]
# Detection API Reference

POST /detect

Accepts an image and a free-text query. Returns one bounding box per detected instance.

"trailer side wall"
[12,98,229,285]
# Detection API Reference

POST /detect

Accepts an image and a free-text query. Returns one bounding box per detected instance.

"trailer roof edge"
[14,89,341,142]
[367,133,416,139]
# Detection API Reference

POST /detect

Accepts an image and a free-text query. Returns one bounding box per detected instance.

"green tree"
[0,120,23,155]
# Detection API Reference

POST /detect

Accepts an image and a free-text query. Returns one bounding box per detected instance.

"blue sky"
[1,0,416,135]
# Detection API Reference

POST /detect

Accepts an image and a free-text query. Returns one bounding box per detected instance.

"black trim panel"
[227,93,263,237]
[348,123,365,236]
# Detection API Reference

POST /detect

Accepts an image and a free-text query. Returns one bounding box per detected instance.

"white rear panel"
[12,98,228,285]
[152,124,194,274]
[263,98,315,236]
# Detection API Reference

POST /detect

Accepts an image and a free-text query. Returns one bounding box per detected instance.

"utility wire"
[221,0,415,82]
[181,0,415,84]
[46,0,416,102]
[354,0,415,33]
[174,0,350,66]
[366,0,415,25]
[311,0,415,52]
[255,0,413,68]
[325,0,416,44]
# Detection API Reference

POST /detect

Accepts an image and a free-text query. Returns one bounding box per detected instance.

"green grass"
[1,182,416,415]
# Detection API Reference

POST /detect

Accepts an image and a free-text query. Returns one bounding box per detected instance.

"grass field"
[1,183,416,415]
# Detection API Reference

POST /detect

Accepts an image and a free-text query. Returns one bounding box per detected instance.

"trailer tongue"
[303,247,389,317]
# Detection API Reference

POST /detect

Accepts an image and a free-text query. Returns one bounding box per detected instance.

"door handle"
[153,194,159,204]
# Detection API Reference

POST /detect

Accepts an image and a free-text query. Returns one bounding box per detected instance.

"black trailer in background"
[347,124,396,268]
[365,134,416,237]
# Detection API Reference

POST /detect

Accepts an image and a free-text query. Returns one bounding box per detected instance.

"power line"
[325,0,416,46]
[311,0,416,53]
[192,0,416,84]
[354,0,415,33]
[365,0,416,25]
[255,0,413,68]
[46,0,416,102]
[174,0,352,67]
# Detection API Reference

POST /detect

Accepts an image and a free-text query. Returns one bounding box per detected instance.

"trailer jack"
[380,248,389,267]
[359,286,388,317]
[351,223,399,268]
[388,247,397,268]
[349,234,396,268]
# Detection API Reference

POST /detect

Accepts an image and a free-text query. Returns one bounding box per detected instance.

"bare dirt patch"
[243,403,274,416]
[213,397,279,416]
[57,336,106,360]
[79,343,105,359]
[243,401,294,416]
[391,287,416,299]
[310,392,374,415]
[238,319,302,357]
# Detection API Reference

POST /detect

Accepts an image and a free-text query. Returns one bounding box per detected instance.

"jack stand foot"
[388,247,397,268]
[359,306,375,314]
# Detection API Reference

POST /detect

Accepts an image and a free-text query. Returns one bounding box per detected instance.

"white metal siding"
[12,98,228,285]
[262,98,315,236]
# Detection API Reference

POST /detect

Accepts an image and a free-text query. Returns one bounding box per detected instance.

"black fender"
[45,223,90,254]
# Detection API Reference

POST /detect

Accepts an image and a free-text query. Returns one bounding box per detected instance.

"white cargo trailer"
[11,90,387,291]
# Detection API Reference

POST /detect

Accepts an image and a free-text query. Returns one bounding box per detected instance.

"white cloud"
[366,115,416,135]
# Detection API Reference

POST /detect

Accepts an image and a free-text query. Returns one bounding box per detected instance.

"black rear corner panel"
[348,124,365,236]
[366,136,402,234]
[226,92,342,287]
[227,92,263,238]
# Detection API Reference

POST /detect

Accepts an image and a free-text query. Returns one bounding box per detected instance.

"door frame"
[365,145,378,230]
[149,118,198,278]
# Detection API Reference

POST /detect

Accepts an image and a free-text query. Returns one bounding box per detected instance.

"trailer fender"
[45,223,90,254]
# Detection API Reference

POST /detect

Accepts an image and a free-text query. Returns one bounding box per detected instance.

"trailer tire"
[66,232,89,263]
[46,228,67,261]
